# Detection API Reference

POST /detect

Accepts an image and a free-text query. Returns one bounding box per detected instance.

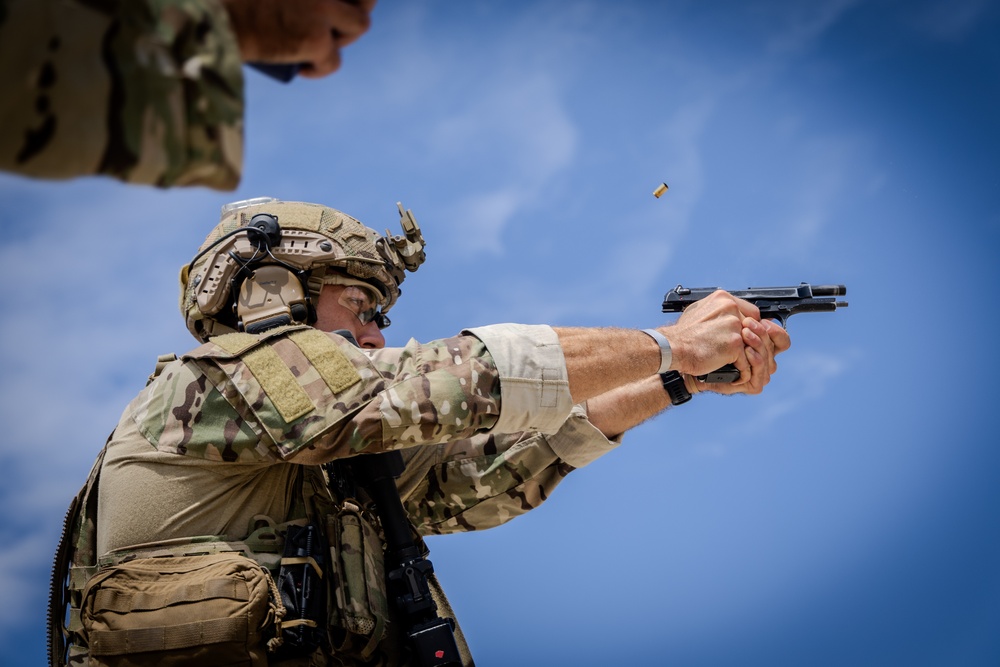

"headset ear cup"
[237,265,309,333]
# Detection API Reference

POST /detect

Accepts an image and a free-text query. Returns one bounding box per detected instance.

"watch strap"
[660,370,692,406]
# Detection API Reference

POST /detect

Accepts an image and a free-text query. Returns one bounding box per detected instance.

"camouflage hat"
[180,198,426,342]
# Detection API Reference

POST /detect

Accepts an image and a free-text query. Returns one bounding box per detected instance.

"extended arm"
[556,290,789,404]
[393,305,789,534]
[141,291,785,465]
[585,316,788,438]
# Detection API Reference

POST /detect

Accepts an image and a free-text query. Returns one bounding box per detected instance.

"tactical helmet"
[180,197,426,342]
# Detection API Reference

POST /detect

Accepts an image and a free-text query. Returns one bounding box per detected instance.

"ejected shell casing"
[653,183,669,198]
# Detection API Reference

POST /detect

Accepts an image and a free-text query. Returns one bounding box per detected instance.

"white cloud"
[0,531,53,626]
[0,179,219,527]
[426,73,578,249]
[751,134,864,258]
[429,73,577,181]
[744,347,858,432]
[441,188,523,255]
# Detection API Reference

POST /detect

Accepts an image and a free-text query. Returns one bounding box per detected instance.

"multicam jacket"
[0,0,243,190]
[71,323,620,666]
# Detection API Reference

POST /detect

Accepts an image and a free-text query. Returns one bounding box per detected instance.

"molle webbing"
[210,328,361,423]
[91,578,249,614]
[89,616,249,656]
[81,552,283,664]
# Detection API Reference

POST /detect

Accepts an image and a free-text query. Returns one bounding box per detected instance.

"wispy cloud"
[428,72,578,253]
[439,188,523,255]
[747,347,858,430]
[908,0,995,41]
[757,135,863,258]
[765,0,863,55]
[0,180,216,522]
[685,346,858,459]
[0,531,54,627]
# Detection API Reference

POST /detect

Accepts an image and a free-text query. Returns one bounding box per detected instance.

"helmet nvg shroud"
[180,198,426,342]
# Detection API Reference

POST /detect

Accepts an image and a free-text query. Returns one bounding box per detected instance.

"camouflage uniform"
[82,322,620,665]
[0,0,243,190]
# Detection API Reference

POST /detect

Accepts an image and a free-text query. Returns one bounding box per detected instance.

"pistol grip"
[697,363,741,383]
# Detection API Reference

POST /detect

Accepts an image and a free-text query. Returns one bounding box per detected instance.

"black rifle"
[347,454,462,667]
[661,283,848,383]
[331,331,462,667]
[275,524,327,656]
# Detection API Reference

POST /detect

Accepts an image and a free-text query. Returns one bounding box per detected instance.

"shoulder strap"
[146,353,178,385]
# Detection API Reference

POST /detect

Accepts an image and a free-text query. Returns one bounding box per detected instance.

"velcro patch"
[289,329,362,394]
[242,345,315,423]
[211,331,264,356]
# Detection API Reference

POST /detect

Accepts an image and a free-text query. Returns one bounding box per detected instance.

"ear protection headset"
[232,213,313,333]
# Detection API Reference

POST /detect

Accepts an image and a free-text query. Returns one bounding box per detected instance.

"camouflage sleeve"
[136,327,506,464]
[133,324,580,466]
[461,323,574,435]
[0,0,244,190]
[397,404,623,535]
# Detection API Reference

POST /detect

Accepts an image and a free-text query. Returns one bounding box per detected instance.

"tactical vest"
[49,333,469,666]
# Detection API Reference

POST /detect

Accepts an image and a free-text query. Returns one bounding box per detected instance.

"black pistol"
[662,283,848,382]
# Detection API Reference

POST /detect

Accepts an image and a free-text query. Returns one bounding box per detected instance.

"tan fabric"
[97,405,299,556]
[81,553,280,666]
[463,324,573,435]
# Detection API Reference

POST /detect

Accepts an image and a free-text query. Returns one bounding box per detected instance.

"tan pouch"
[327,503,389,659]
[81,552,282,666]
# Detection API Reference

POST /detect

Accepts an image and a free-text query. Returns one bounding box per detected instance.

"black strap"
[345,452,462,667]
[660,371,692,405]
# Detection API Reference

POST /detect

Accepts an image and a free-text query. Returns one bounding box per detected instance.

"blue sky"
[1,1,998,665]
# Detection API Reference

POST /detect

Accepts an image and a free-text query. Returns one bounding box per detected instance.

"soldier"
[49,197,789,666]
[0,0,375,190]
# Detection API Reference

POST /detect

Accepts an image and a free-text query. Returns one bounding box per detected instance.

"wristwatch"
[659,370,692,406]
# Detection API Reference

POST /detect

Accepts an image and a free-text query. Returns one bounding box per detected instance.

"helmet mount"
[247,213,282,251]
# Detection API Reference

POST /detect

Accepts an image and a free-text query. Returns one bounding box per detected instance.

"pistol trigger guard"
[766,314,789,329]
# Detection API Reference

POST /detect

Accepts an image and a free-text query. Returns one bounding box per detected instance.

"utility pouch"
[327,502,389,659]
[80,552,282,667]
